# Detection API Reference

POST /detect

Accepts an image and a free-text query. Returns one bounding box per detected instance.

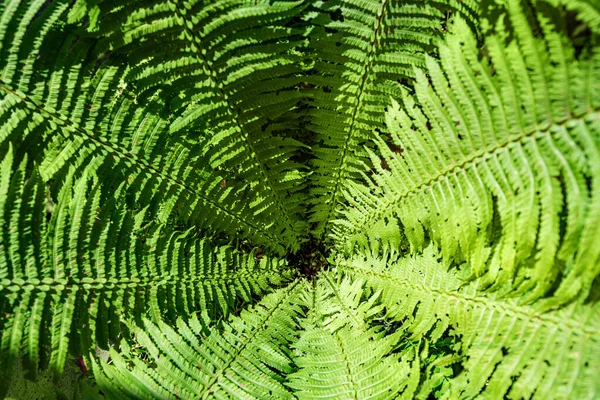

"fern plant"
[0,0,599,398]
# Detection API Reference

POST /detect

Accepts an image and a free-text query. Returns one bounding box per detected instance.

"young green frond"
[340,244,600,399]
[335,4,600,307]
[305,0,480,238]
[287,326,417,399]
[94,283,307,399]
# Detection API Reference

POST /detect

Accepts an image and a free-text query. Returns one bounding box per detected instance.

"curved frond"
[341,244,600,399]
[296,271,382,332]
[305,0,480,237]
[287,325,417,400]
[0,145,292,394]
[543,0,600,34]
[335,2,600,305]
[288,271,420,399]
[0,0,302,255]
[87,0,312,249]
[94,282,307,399]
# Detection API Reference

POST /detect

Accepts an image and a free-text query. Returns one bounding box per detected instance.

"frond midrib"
[341,262,598,338]
[0,265,295,292]
[332,330,359,400]
[341,107,599,246]
[318,0,389,237]
[322,273,362,329]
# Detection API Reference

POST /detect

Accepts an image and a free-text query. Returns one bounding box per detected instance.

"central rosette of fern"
[287,240,330,278]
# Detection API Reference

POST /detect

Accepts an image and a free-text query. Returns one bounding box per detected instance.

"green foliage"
[336,2,600,308]
[341,244,600,398]
[304,0,480,236]
[92,283,307,399]
[0,0,599,399]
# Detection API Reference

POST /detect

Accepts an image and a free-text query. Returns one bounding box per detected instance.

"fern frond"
[335,3,600,305]
[0,0,302,255]
[543,0,600,34]
[341,244,600,399]
[286,271,421,399]
[0,144,292,394]
[84,0,311,250]
[287,325,417,400]
[305,0,480,237]
[94,282,307,399]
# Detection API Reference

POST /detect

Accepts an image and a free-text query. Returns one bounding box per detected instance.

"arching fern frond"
[543,0,600,34]
[305,0,480,237]
[83,0,311,249]
[296,271,383,332]
[94,282,307,399]
[0,144,293,396]
[340,244,600,399]
[0,0,301,256]
[335,1,600,306]
[288,271,420,399]
[287,325,418,400]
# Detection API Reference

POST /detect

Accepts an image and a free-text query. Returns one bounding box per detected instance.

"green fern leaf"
[305,0,480,237]
[94,283,307,399]
[340,244,600,398]
[336,2,600,307]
